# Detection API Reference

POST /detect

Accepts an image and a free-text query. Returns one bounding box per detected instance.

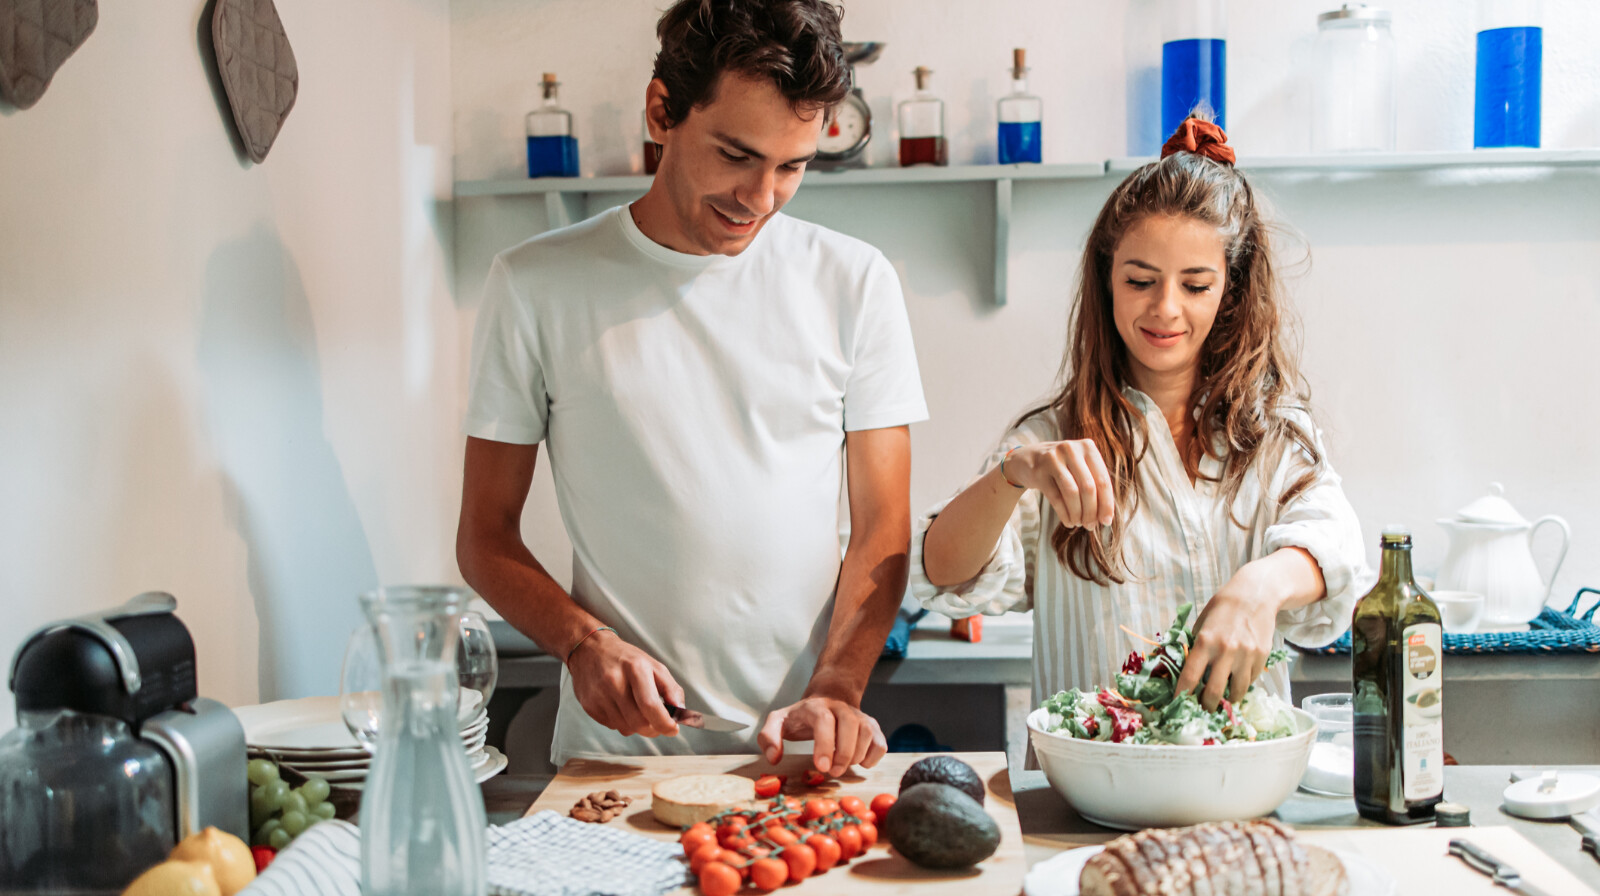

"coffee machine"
[0,592,249,891]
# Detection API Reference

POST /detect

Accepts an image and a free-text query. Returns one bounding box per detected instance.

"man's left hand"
[757,695,887,775]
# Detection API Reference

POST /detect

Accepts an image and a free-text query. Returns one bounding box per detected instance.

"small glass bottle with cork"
[898,66,947,167]
[526,72,579,178]
[997,48,1042,164]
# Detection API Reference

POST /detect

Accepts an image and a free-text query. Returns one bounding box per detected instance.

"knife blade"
[1449,838,1557,896]
[665,702,749,733]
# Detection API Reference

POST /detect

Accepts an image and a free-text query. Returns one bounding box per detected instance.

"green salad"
[1038,603,1297,745]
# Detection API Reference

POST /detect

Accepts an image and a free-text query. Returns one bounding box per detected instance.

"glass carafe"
[358,586,486,895]
[0,708,175,891]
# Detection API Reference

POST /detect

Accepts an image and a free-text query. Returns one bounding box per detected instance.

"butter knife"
[1568,811,1600,864]
[1449,838,1556,896]
[665,702,749,733]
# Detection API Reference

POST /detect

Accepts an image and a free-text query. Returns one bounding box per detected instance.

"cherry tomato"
[803,768,828,786]
[780,841,817,880]
[690,842,724,875]
[724,835,757,854]
[765,826,799,847]
[801,799,838,822]
[698,861,741,896]
[754,775,783,799]
[750,856,789,892]
[835,824,863,860]
[783,796,804,811]
[857,820,878,848]
[250,845,276,872]
[716,818,748,842]
[807,833,841,872]
[869,793,897,819]
[681,826,717,856]
[838,795,866,817]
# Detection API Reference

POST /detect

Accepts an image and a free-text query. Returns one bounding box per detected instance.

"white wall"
[452,0,1600,608]
[0,0,458,733]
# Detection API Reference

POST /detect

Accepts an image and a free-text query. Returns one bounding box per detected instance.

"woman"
[912,119,1365,717]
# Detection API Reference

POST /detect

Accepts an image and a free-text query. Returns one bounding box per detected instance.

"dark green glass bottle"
[1352,525,1445,824]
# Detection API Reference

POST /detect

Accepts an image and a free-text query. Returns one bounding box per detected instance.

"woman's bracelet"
[999,446,1025,489]
[566,625,615,665]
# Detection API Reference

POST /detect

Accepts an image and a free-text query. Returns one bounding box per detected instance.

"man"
[456,0,926,776]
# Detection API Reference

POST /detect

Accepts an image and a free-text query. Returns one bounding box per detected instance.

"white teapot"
[1435,483,1570,625]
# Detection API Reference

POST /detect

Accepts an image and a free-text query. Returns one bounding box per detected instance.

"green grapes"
[246,758,334,849]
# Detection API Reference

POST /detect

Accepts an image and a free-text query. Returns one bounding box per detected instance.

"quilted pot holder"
[212,0,297,163]
[0,0,98,109]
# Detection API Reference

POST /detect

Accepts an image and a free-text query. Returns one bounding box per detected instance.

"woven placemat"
[212,0,297,163]
[0,0,97,109]
[1299,588,1600,656]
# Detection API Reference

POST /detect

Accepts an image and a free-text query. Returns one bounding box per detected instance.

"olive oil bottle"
[1352,525,1445,824]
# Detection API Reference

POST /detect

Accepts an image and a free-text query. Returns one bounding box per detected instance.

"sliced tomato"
[753,774,783,798]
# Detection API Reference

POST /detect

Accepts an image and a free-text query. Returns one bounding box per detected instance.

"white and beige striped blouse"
[909,387,1369,715]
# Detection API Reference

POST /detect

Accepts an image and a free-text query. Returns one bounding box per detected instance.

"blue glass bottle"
[1474,0,1541,148]
[1161,0,1227,138]
[527,73,579,178]
[997,48,1042,164]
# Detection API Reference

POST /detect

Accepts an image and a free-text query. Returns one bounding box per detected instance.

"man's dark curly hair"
[652,0,850,128]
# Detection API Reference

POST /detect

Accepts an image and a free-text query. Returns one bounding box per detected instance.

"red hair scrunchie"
[1161,118,1236,166]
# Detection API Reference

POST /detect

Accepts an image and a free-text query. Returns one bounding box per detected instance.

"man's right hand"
[567,628,686,738]
[1003,440,1116,529]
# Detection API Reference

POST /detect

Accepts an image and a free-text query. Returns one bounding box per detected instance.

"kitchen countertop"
[483,764,1600,890]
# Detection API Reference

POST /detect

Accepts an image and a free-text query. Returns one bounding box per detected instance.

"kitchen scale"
[813,41,883,170]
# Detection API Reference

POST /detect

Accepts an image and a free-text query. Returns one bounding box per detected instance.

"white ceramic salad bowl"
[1026,705,1317,831]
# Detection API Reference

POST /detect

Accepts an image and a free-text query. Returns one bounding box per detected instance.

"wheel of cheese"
[650,774,757,827]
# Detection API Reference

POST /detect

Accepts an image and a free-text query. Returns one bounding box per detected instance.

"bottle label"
[1400,623,1445,801]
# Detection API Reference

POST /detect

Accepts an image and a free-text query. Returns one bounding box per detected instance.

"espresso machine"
[0,592,249,891]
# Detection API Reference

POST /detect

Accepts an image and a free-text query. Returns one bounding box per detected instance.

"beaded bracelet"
[566,625,616,665]
[999,446,1025,489]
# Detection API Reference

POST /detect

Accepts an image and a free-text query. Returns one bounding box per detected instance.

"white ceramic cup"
[1430,590,1486,634]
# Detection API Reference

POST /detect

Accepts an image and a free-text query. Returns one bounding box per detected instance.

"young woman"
[912,119,1365,716]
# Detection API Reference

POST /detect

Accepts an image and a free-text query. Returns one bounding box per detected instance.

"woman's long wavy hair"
[1022,134,1322,585]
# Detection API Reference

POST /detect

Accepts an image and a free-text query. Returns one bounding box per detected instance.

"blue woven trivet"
[1299,587,1600,655]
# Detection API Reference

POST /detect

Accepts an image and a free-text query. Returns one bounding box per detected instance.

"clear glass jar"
[0,709,176,891]
[358,586,486,896]
[1312,5,1397,153]
[1162,0,1227,138]
[1475,0,1542,148]
[897,67,947,167]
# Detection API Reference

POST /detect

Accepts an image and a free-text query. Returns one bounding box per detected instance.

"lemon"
[169,827,255,895]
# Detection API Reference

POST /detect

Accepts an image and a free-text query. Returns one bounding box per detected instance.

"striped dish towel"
[241,812,691,896]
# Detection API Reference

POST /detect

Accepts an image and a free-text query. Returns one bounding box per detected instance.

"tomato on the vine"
[857,820,879,848]
[698,861,741,896]
[780,841,817,880]
[681,827,716,856]
[689,842,724,875]
[765,826,799,847]
[801,799,838,822]
[838,795,866,817]
[835,824,863,860]
[749,856,789,892]
[807,833,841,871]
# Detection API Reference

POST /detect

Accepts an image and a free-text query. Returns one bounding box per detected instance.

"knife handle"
[1449,838,1520,885]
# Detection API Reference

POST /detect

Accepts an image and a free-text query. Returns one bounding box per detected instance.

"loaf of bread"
[1079,819,1348,896]
[649,774,756,827]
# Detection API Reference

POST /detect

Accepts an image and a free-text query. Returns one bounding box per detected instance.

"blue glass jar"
[1475,0,1541,148]
[997,48,1042,164]
[1162,0,1227,138]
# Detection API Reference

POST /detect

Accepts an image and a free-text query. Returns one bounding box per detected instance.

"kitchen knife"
[1568,811,1600,864]
[665,702,749,733]
[1448,838,1556,896]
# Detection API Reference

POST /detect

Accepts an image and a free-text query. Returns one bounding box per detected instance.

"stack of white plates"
[233,690,508,789]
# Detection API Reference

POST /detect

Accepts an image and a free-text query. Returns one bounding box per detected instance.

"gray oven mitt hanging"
[212,0,297,163]
[0,0,98,109]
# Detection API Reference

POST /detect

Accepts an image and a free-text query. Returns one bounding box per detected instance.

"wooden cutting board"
[1298,825,1596,895]
[526,751,1026,894]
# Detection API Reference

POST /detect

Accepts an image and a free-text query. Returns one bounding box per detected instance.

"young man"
[456,0,926,776]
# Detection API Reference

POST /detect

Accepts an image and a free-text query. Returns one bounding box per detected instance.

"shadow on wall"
[197,224,378,701]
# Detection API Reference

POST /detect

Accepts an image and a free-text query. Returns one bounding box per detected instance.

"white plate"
[332,746,507,791]
[234,693,487,752]
[1021,844,1398,896]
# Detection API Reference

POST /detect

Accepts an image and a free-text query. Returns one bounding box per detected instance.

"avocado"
[884,782,1001,869]
[899,755,986,805]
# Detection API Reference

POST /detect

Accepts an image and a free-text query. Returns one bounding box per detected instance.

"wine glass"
[456,610,498,720]
[339,622,382,750]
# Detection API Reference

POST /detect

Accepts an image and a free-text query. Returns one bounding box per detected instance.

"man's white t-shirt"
[464,205,927,766]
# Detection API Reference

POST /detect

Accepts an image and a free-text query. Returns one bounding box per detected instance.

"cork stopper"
[1012,48,1028,77]
[912,66,932,90]
[541,72,560,100]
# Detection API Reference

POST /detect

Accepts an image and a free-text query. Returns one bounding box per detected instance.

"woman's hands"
[1003,440,1116,529]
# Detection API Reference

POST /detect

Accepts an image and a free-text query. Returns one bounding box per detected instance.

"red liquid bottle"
[898,66,948,167]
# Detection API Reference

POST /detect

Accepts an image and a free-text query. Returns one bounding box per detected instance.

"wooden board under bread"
[1297,825,1595,895]
[527,751,1026,895]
